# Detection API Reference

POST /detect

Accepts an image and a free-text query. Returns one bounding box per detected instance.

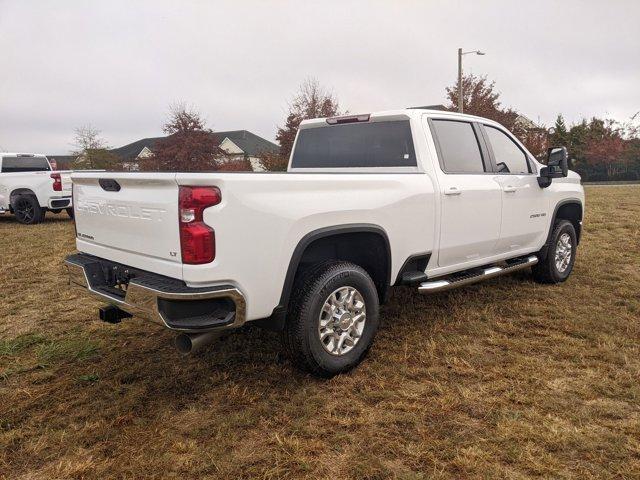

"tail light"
[179,186,221,264]
[51,173,62,191]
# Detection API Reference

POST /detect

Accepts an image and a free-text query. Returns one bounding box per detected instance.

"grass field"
[1,186,639,479]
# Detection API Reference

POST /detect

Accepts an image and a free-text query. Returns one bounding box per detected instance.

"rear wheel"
[66,207,74,219]
[532,220,577,284]
[12,195,44,225]
[284,261,380,377]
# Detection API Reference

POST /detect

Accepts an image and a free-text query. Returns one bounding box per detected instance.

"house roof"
[109,136,165,161]
[110,130,279,160]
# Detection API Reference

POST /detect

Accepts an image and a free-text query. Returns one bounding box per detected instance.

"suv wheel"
[532,219,577,284]
[66,207,74,219]
[284,261,380,377]
[12,195,44,225]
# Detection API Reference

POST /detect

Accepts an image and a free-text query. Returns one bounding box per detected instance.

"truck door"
[480,124,549,255]
[428,119,502,268]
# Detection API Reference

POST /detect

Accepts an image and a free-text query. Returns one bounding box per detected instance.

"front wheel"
[284,261,380,377]
[532,219,577,284]
[12,195,44,225]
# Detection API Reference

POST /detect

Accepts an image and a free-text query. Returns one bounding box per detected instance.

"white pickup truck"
[0,153,73,224]
[66,109,584,376]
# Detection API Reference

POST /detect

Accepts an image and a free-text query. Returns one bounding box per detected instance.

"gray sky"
[1,0,638,153]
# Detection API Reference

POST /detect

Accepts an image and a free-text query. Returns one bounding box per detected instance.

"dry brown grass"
[1,186,639,479]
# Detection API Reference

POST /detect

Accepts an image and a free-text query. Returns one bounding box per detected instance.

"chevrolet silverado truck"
[65,109,584,377]
[0,153,73,224]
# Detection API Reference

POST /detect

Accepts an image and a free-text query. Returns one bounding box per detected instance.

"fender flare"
[539,198,583,259]
[256,224,391,331]
[9,188,41,208]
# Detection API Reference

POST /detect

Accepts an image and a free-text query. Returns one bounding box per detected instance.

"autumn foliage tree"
[143,103,227,172]
[263,78,342,171]
[445,74,548,158]
[583,118,626,178]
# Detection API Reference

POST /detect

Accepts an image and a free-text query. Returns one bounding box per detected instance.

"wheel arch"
[255,224,392,332]
[551,199,583,244]
[10,188,39,201]
[9,188,40,211]
[282,224,392,303]
[539,199,583,260]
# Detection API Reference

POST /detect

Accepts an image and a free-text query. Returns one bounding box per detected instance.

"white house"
[110,130,279,171]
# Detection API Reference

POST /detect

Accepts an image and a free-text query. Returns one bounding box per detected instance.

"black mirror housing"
[538,146,569,188]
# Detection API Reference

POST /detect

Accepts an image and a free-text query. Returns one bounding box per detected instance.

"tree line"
[70,76,639,181]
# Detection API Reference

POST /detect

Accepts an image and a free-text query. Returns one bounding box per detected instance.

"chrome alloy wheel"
[318,286,366,356]
[555,232,573,273]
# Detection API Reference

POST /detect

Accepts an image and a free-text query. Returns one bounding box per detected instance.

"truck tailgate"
[73,173,183,277]
[59,171,73,196]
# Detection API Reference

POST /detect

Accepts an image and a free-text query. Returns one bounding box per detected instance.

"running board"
[418,255,538,294]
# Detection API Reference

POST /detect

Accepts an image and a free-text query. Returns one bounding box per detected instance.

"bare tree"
[267,78,342,170]
[71,125,118,169]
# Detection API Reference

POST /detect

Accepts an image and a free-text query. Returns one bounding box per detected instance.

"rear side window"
[1,156,50,172]
[430,120,485,173]
[484,126,530,174]
[291,120,417,168]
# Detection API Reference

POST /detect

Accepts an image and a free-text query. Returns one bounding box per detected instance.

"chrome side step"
[418,255,538,294]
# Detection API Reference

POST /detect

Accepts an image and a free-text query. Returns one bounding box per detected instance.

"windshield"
[291,120,416,169]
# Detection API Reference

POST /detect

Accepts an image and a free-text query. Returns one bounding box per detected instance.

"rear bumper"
[49,197,72,209]
[65,253,246,332]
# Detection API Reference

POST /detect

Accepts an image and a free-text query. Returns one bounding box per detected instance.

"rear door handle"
[503,185,517,193]
[444,187,462,196]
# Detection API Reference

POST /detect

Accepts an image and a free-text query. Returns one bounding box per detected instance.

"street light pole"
[457,49,485,114]
[458,48,463,113]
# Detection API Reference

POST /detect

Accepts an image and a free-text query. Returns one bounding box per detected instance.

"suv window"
[431,120,485,173]
[291,120,417,168]
[484,126,530,174]
[1,156,51,173]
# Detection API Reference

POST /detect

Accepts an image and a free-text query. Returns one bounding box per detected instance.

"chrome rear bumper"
[65,254,246,332]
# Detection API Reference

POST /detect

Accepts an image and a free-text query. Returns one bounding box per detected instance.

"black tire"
[283,261,380,377]
[66,207,74,219]
[532,219,577,284]
[12,195,45,225]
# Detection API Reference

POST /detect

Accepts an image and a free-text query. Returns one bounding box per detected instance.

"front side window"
[1,156,51,173]
[291,120,417,168]
[431,120,486,173]
[484,126,530,174]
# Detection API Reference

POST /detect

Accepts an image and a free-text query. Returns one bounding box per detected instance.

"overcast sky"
[1,0,638,153]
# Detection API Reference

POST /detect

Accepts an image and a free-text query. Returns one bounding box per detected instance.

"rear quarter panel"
[177,172,436,320]
[0,171,52,207]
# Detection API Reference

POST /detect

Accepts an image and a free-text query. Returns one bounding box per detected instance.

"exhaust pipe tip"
[174,331,221,355]
[174,333,194,355]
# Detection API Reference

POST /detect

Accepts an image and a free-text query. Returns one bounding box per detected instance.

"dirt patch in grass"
[0,187,639,479]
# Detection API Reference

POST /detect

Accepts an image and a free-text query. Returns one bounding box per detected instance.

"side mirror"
[538,146,568,188]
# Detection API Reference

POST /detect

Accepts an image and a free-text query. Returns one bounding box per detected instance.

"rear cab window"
[291,120,417,169]
[1,156,51,173]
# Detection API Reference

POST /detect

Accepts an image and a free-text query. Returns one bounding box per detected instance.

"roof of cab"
[0,152,48,157]
[298,108,503,129]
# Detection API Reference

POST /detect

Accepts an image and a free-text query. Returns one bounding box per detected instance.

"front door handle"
[503,185,517,193]
[444,187,462,196]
